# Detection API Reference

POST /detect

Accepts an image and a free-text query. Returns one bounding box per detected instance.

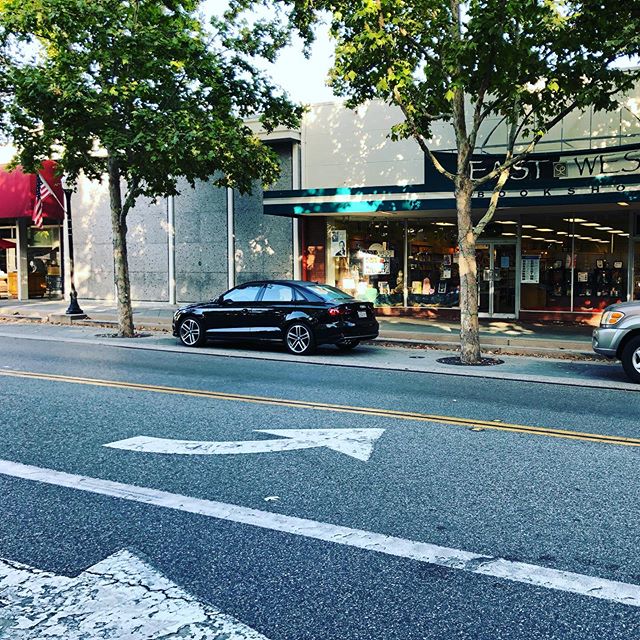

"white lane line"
[0,458,638,608]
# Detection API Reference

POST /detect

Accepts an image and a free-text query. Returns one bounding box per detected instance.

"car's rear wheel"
[337,339,360,351]
[621,336,640,383]
[179,317,206,347]
[285,322,316,355]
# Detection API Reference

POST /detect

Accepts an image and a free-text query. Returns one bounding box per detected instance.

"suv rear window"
[303,284,354,301]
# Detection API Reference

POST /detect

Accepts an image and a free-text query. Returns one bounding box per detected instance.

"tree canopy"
[0,0,302,198]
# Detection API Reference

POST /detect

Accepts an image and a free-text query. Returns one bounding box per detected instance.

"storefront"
[266,144,640,323]
[0,161,65,300]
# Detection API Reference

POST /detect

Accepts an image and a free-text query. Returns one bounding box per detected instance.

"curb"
[371,338,602,361]
[0,314,598,361]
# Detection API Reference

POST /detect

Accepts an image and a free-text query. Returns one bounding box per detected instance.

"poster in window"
[577,271,589,283]
[437,282,447,294]
[330,230,347,257]
[362,252,385,275]
[442,267,452,280]
[521,256,540,284]
[443,254,452,266]
[614,261,623,269]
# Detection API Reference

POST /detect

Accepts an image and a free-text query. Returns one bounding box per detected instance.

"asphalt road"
[1,336,640,639]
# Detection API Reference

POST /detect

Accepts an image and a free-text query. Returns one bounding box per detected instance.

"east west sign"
[429,144,640,200]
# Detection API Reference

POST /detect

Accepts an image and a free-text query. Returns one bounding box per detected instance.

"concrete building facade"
[2,90,640,323]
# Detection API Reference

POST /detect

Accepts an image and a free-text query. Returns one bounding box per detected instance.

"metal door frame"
[479,239,518,319]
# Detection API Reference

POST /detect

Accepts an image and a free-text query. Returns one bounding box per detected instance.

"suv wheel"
[285,323,316,355]
[621,336,640,383]
[179,317,206,347]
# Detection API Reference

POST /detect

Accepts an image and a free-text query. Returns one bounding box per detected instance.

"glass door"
[493,243,517,315]
[477,241,517,317]
[477,244,491,314]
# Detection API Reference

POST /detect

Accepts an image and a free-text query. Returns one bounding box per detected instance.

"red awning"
[0,239,16,249]
[0,160,65,224]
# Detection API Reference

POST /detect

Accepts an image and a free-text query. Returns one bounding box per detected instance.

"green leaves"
[0,0,302,196]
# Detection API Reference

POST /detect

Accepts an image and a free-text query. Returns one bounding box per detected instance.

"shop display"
[326,219,404,306]
[316,213,637,314]
[408,228,460,307]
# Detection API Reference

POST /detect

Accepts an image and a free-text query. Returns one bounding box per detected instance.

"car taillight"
[328,307,343,317]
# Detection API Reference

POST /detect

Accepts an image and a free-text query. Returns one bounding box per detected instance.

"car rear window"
[303,284,354,301]
[261,283,295,302]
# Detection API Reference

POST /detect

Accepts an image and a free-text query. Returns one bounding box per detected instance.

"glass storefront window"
[520,212,630,312]
[326,218,405,306]
[407,221,459,308]
[312,210,636,314]
[28,226,62,298]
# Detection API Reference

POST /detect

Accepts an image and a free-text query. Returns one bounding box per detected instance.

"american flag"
[34,173,58,229]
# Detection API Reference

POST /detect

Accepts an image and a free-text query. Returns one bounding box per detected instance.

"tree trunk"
[456,179,481,364]
[107,156,135,337]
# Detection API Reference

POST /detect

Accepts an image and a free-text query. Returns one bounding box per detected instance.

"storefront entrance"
[478,241,517,318]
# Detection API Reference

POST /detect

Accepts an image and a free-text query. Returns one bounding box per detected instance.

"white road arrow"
[104,428,385,461]
[0,549,268,639]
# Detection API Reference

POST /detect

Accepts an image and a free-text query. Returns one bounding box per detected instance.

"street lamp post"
[61,178,84,316]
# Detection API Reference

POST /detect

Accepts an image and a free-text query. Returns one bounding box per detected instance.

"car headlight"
[601,311,625,326]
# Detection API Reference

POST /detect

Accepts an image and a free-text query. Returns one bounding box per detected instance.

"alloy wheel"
[287,324,311,354]
[180,318,201,346]
[633,347,640,374]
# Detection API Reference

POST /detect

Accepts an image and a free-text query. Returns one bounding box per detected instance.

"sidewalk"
[0,298,596,358]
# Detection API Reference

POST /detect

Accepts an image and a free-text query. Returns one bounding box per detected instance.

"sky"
[202,1,337,105]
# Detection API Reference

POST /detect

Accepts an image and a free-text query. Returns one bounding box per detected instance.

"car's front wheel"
[621,336,640,383]
[285,322,316,355]
[178,317,206,347]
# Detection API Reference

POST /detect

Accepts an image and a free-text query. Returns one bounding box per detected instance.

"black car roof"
[237,280,319,288]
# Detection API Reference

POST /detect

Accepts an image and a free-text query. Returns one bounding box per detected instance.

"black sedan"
[172,280,379,355]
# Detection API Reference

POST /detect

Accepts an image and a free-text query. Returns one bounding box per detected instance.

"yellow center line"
[1,368,638,448]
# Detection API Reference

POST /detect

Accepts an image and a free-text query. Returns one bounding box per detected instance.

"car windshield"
[304,284,354,301]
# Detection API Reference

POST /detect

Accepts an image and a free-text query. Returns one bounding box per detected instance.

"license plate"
[357,310,367,318]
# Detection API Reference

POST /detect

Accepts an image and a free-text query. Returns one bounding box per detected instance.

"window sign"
[330,230,347,257]
[362,252,386,275]
[521,256,540,284]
